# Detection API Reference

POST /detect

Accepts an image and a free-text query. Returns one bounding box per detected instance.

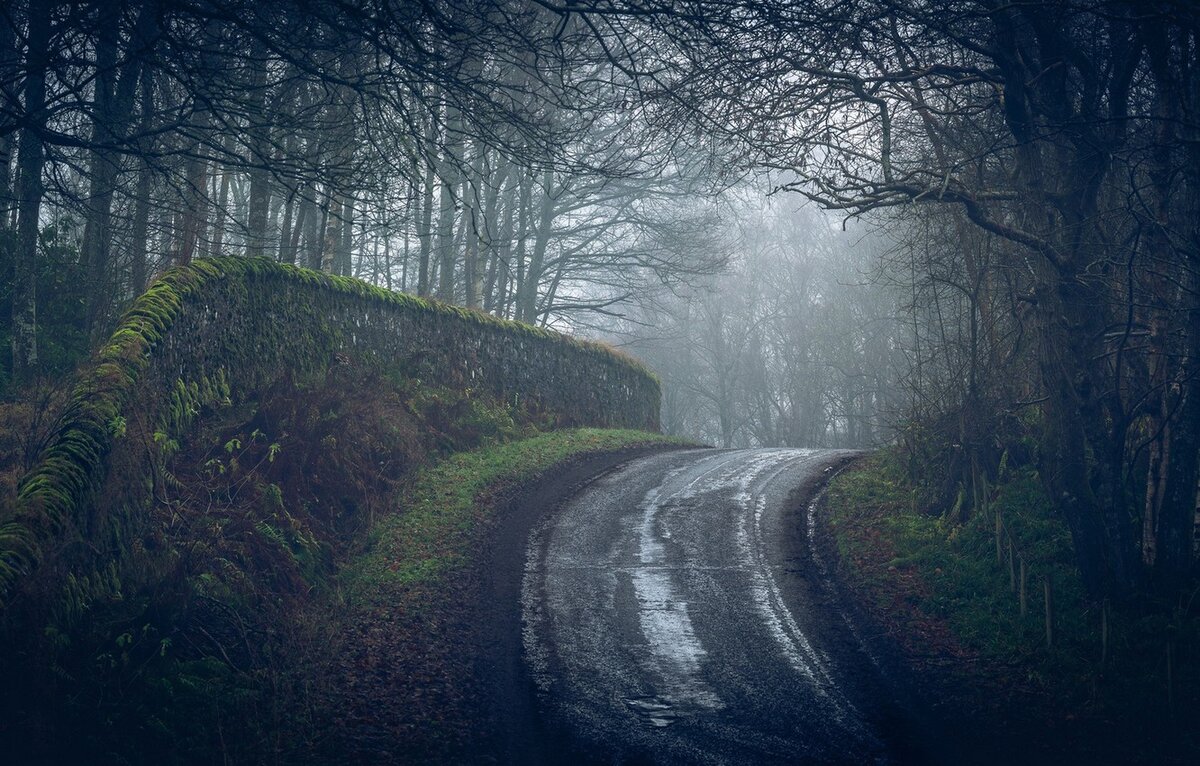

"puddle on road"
[622,695,679,727]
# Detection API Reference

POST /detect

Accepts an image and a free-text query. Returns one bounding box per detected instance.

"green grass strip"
[347,428,689,599]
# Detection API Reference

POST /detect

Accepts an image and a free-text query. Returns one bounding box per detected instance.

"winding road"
[518,448,930,765]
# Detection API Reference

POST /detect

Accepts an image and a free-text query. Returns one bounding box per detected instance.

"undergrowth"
[824,450,1199,752]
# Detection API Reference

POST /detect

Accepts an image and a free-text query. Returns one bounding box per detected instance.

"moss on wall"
[0,257,659,611]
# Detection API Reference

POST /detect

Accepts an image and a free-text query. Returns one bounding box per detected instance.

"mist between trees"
[1,0,1197,601]
[612,198,904,452]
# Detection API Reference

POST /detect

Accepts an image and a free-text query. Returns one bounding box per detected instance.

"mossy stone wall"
[0,257,659,609]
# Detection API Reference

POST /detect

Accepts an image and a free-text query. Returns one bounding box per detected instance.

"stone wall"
[0,257,659,608]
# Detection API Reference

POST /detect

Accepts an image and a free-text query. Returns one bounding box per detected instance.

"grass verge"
[822,451,1198,764]
[347,428,687,599]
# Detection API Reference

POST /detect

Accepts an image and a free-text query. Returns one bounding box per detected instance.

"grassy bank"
[822,451,1199,762]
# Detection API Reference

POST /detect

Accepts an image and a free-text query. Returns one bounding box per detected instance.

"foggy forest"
[0,0,1198,764]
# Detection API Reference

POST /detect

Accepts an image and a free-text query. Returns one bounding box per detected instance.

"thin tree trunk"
[277,189,297,264]
[435,111,462,301]
[176,119,211,266]
[324,193,341,273]
[129,66,156,295]
[211,149,233,257]
[289,192,309,266]
[417,142,435,296]
[337,195,353,276]
[518,167,555,323]
[488,162,518,316]
[307,193,325,270]
[512,170,532,320]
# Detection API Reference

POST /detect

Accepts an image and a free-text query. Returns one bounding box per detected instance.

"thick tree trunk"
[176,153,208,266]
[1142,23,1200,586]
[1158,257,1200,582]
[0,8,18,357]
[989,6,1136,598]
[0,8,15,215]
[11,0,52,385]
[83,0,152,334]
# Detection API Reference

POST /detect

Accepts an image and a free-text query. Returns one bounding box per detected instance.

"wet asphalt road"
[521,448,900,766]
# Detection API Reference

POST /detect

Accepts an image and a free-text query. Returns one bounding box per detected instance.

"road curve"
[521,448,903,765]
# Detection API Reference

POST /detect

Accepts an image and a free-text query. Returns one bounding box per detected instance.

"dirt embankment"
[809,456,1198,766]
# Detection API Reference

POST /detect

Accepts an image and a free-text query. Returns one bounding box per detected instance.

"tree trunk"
[129,67,155,295]
[0,7,15,218]
[277,189,297,264]
[11,0,52,385]
[1142,22,1200,587]
[435,108,462,302]
[83,0,153,334]
[309,193,327,271]
[244,57,271,258]
[338,195,353,276]
[990,7,1135,598]
[489,162,518,316]
[0,8,19,355]
[417,138,436,296]
[210,152,233,256]
[463,142,487,309]
[324,193,342,273]
[176,117,211,266]
[479,149,506,313]
[517,167,555,323]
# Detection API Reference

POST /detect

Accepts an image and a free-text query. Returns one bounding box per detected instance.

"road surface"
[520,448,923,765]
